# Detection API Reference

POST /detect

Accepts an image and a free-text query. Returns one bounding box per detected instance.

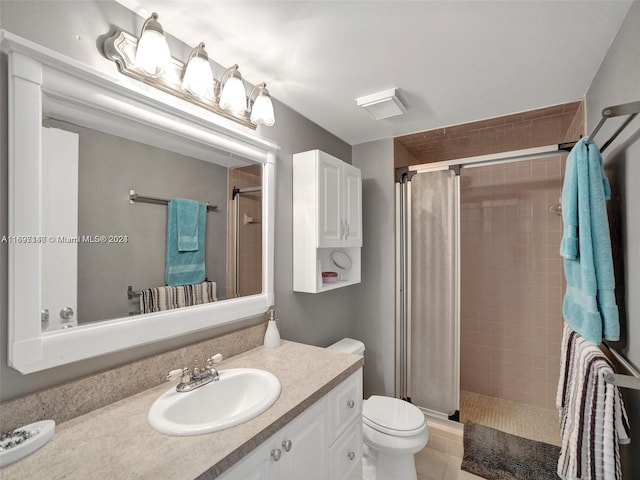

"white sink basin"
[148,368,281,436]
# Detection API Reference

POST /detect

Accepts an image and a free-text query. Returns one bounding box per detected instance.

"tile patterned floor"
[415,446,483,480]
[459,390,561,446]
[412,390,561,480]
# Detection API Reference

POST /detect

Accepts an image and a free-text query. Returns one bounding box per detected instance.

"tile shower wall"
[394,100,583,168]
[227,165,262,297]
[459,156,567,409]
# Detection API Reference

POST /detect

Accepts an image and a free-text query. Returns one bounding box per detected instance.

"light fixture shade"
[250,85,275,126]
[182,43,214,98]
[135,13,171,77]
[219,66,247,114]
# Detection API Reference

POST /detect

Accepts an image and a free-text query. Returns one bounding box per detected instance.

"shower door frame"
[395,165,461,420]
[230,185,262,298]
[395,143,573,421]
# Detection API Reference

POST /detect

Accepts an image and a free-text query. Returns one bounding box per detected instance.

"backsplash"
[0,322,267,432]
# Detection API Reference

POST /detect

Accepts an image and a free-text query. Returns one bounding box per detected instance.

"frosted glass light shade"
[219,74,247,114]
[135,29,171,76]
[251,90,275,126]
[182,55,214,98]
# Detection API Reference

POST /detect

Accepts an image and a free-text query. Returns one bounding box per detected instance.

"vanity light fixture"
[102,14,275,129]
[182,42,214,98]
[249,83,275,126]
[134,12,172,77]
[219,65,247,115]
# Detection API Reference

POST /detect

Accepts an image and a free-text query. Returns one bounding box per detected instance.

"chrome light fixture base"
[103,30,256,130]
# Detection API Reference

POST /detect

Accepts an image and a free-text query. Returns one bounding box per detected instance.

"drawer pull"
[347,451,355,461]
[271,449,282,461]
[346,399,355,409]
[282,439,293,452]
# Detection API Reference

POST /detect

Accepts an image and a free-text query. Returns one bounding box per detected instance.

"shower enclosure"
[396,168,460,419]
[227,165,263,299]
[396,147,568,441]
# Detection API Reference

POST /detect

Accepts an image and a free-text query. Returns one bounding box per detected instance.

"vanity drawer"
[329,369,362,444]
[329,420,362,480]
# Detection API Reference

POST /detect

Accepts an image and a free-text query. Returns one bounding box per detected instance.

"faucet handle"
[211,353,223,363]
[166,369,183,382]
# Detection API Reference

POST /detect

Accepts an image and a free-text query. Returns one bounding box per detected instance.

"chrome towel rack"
[129,189,218,212]
[587,100,640,153]
[602,341,640,390]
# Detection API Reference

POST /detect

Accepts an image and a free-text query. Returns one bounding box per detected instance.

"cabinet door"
[342,163,362,247]
[317,153,343,248]
[279,397,328,480]
[218,442,275,480]
[41,127,79,331]
[329,370,363,444]
[329,421,362,480]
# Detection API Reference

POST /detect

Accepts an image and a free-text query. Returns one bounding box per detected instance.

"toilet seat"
[363,396,426,437]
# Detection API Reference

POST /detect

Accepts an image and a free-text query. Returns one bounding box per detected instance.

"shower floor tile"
[459,390,561,446]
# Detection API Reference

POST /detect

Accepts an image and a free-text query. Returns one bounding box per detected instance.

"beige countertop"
[1,341,363,479]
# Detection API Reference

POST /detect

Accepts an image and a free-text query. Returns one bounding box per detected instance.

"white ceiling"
[114,1,632,146]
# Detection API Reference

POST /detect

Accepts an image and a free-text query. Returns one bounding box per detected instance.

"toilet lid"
[363,396,426,436]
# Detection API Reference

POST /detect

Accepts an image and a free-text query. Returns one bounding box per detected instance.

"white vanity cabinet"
[219,369,362,480]
[327,369,363,480]
[218,397,328,480]
[293,150,362,293]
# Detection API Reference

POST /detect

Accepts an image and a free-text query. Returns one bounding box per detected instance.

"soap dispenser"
[264,308,281,348]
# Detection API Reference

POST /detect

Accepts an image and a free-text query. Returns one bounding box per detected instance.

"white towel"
[557,323,630,480]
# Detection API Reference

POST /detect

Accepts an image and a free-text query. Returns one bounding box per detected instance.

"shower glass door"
[398,168,459,417]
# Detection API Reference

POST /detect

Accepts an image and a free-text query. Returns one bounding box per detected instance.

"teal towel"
[560,138,619,344]
[176,199,200,252]
[166,199,206,286]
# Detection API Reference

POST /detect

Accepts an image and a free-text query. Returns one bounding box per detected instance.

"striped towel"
[557,323,630,480]
[139,281,217,314]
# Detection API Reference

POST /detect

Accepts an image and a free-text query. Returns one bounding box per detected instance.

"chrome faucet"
[167,357,220,393]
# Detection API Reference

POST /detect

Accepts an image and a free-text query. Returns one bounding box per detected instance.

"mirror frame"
[2,31,278,373]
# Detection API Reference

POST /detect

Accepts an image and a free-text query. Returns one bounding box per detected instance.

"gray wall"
[585,1,640,476]
[0,0,351,401]
[352,139,396,398]
[52,121,229,323]
[267,87,354,348]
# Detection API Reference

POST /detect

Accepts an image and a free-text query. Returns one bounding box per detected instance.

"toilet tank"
[327,338,365,355]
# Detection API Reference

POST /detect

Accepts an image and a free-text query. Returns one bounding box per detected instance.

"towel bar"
[602,341,640,390]
[127,285,141,300]
[129,189,218,212]
[587,100,640,153]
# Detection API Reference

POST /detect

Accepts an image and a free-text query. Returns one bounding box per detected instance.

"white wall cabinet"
[315,152,362,248]
[293,150,362,293]
[220,369,362,480]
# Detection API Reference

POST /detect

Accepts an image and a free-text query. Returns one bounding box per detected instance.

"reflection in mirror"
[228,166,262,298]
[42,119,262,327]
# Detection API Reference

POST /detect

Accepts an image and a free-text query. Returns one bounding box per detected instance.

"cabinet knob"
[347,451,355,461]
[347,399,355,409]
[271,449,282,462]
[282,439,292,452]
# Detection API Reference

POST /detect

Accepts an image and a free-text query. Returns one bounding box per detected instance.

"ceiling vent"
[355,88,407,120]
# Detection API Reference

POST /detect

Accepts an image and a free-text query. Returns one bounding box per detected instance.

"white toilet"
[327,338,429,480]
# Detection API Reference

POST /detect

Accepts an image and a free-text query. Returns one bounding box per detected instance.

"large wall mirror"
[3,31,277,373]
